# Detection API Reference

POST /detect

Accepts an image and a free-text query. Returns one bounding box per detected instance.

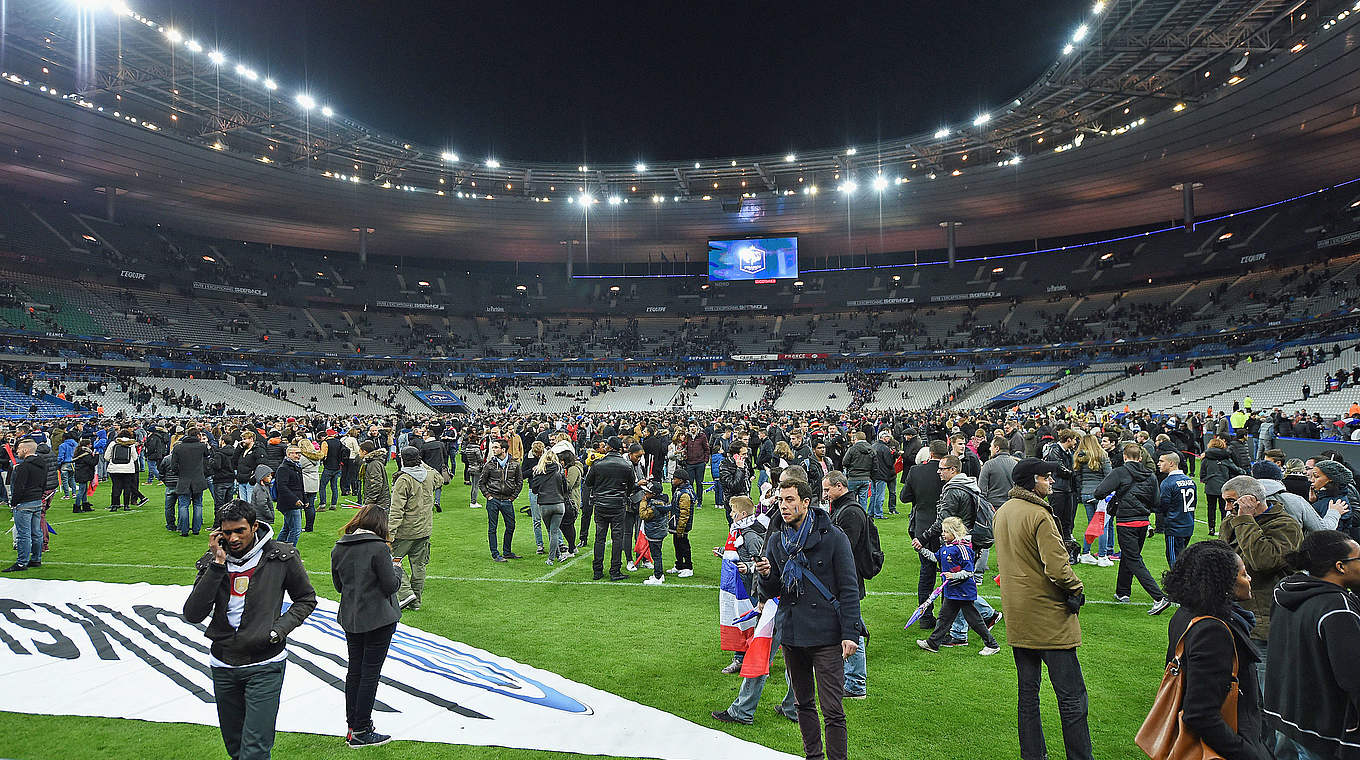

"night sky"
[128,0,1091,162]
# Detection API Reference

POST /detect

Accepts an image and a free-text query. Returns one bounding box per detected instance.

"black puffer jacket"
[1093,460,1158,521]
[1201,447,1246,496]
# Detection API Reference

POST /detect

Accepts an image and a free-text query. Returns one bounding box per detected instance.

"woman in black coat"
[1160,540,1270,760]
[70,439,98,513]
[1201,438,1246,536]
[331,505,401,749]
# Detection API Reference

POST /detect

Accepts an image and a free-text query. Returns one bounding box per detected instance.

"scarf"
[779,512,815,599]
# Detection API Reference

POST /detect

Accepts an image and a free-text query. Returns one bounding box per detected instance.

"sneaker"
[720,661,742,674]
[399,594,418,609]
[941,638,969,648]
[536,547,545,555]
[1096,556,1115,567]
[544,559,554,566]
[1148,598,1173,616]
[985,612,1003,630]
[134,497,149,507]
[845,692,867,699]
[1,563,26,573]
[643,575,664,586]
[666,566,680,574]
[504,552,523,560]
[979,645,1001,656]
[346,730,392,748]
[1114,595,1131,603]
[1109,552,1122,560]
[916,639,939,653]
[642,561,654,570]
[677,569,694,578]
[492,556,507,563]
[1078,553,1099,565]
[626,561,638,573]
[710,710,752,725]
[918,617,937,631]
[470,501,480,508]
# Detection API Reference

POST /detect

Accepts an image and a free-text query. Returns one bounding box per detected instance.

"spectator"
[916,516,1001,655]
[1202,437,1247,536]
[901,440,948,630]
[1158,540,1269,760]
[994,458,1093,760]
[390,446,447,610]
[103,428,141,511]
[2,440,44,572]
[479,438,525,564]
[1265,530,1360,759]
[330,504,401,748]
[1156,453,1197,566]
[170,429,211,537]
[1072,434,1113,566]
[1094,443,1172,615]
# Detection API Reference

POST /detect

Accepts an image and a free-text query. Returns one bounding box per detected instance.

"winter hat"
[1011,457,1064,491]
[400,446,422,466]
[1251,461,1284,481]
[670,468,691,483]
[1315,459,1354,486]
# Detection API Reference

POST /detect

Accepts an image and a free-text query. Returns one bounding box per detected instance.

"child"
[717,496,767,673]
[917,516,1000,655]
[639,482,671,585]
[250,465,276,526]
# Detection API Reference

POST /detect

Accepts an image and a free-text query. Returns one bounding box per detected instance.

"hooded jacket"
[184,523,317,667]
[103,435,140,475]
[828,491,870,599]
[921,473,984,549]
[391,462,447,540]
[1265,574,1360,758]
[358,449,391,510]
[249,465,275,525]
[1261,479,1337,534]
[1221,507,1302,640]
[1093,460,1158,523]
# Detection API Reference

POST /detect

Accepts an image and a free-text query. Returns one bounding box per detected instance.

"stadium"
[1,0,1359,757]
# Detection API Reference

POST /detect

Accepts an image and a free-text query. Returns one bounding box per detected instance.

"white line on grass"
[38,560,1137,604]
[537,554,580,580]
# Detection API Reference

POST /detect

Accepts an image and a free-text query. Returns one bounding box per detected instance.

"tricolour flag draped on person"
[739,597,780,678]
[718,559,757,651]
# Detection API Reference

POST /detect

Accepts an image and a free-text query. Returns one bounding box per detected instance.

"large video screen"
[708,236,799,281]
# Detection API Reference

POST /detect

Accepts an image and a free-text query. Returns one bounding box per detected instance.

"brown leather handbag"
[1136,615,1239,760]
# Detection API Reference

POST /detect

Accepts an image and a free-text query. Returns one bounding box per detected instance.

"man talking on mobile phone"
[185,499,316,760]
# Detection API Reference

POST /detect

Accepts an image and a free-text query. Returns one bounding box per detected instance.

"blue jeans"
[319,469,342,508]
[280,508,302,545]
[529,491,543,550]
[950,596,996,642]
[237,482,253,502]
[146,459,159,483]
[177,491,204,535]
[756,468,769,490]
[848,479,871,510]
[60,463,76,498]
[1080,499,1110,556]
[487,498,515,558]
[844,634,867,695]
[12,500,43,566]
[164,492,178,529]
[727,626,798,722]
[868,480,888,519]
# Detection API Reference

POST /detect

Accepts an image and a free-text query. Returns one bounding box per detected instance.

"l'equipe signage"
[0,579,796,760]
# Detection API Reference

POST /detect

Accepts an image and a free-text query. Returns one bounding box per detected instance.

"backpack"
[862,518,887,579]
[947,483,995,550]
[111,444,133,465]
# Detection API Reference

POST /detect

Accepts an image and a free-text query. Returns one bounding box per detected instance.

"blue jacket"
[57,438,76,465]
[934,541,978,601]
[93,430,109,454]
[1157,471,1197,538]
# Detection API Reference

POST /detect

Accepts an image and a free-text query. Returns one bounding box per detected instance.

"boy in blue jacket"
[1155,453,1197,565]
[918,516,1001,655]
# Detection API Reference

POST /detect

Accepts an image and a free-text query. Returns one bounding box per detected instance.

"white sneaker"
[979,645,1001,656]
[1078,553,1099,565]
[666,566,680,574]
[643,575,664,585]
[626,561,637,573]
[678,569,694,578]
[470,501,481,508]
[642,561,654,570]
[399,594,418,609]
[1096,556,1114,567]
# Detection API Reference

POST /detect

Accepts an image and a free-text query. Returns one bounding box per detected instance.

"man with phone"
[756,479,861,760]
[184,500,316,760]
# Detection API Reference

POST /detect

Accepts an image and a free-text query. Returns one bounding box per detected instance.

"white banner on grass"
[0,578,796,760]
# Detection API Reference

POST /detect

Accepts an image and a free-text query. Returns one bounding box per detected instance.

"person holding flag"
[717,496,766,672]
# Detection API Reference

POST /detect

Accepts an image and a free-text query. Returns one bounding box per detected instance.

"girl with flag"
[717,496,767,673]
[917,516,1001,655]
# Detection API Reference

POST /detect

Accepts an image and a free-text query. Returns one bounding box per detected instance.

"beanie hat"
[1251,461,1284,481]
[400,446,422,466]
[1316,459,1354,487]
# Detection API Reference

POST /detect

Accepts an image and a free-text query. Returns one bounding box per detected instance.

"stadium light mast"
[939,221,962,268]
[1172,182,1204,232]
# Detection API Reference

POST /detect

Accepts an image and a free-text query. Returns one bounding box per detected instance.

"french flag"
[739,597,780,678]
[718,560,756,651]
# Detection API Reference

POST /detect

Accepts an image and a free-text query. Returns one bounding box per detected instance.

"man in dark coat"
[171,430,211,537]
[757,478,861,760]
[1094,443,1172,615]
[901,440,948,629]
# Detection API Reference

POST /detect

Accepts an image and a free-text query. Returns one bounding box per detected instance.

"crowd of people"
[2,391,1360,759]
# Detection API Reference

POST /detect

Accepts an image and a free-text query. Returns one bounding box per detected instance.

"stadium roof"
[1,0,1358,262]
